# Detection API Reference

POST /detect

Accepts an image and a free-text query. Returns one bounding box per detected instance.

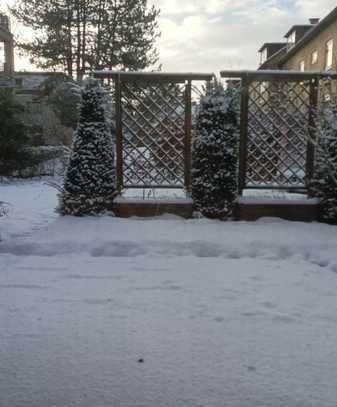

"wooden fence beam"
[220,69,337,81]
[184,80,192,194]
[306,77,319,195]
[115,74,123,193]
[238,75,249,194]
[94,71,214,82]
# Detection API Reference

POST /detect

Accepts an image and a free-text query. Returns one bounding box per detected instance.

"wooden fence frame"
[220,70,337,194]
[94,71,213,193]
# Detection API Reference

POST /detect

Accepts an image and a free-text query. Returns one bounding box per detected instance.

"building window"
[311,50,318,65]
[287,31,296,49]
[299,60,305,71]
[260,48,268,65]
[0,42,4,71]
[325,39,333,70]
[15,78,23,87]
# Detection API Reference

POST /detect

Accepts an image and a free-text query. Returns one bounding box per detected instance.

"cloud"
[294,0,337,19]
[153,0,295,73]
[154,0,199,16]
[2,0,337,73]
[151,0,337,74]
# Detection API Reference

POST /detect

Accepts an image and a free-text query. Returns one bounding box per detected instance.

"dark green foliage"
[0,88,31,175]
[310,104,337,224]
[59,79,116,215]
[48,81,81,129]
[192,87,239,219]
[203,76,225,96]
[39,75,81,130]
[91,0,160,71]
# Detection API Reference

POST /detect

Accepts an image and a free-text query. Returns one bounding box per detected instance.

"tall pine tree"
[59,79,116,215]
[310,103,337,224]
[10,0,160,79]
[192,85,239,219]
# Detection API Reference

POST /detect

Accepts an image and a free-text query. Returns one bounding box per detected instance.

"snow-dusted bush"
[310,101,337,224]
[0,202,9,218]
[192,86,239,219]
[59,79,116,216]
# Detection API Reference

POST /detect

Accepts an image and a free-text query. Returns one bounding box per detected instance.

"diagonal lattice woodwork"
[121,81,186,188]
[246,80,311,188]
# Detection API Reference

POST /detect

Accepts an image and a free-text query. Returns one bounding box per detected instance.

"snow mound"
[1,215,337,274]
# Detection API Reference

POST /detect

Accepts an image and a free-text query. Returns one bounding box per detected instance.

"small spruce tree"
[310,103,337,224]
[59,79,116,216]
[192,85,239,219]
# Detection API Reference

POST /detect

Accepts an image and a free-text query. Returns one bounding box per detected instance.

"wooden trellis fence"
[221,70,337,194]
[94,71,213,193]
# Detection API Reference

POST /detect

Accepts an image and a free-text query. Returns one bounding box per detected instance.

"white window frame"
[260,48,268,64]
[0,42,4,64]
[287,31,296,48]
[325,39,333,70]
[311,50,318,65]
[299,60,305,71]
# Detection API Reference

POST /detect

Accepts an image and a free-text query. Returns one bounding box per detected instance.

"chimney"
[309,18,320,25]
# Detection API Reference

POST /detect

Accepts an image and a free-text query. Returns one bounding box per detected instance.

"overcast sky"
[1,0,337,73]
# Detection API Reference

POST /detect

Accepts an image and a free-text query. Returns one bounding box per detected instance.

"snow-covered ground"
[0,178,58,242]
[1,179,337,407]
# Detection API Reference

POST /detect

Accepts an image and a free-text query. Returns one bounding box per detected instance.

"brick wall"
[281,20,337,71]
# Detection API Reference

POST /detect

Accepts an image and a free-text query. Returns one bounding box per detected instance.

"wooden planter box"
[113,197,194,219]
[234,197,320,222]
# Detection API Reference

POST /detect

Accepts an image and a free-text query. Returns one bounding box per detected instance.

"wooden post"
[184,80,192,194]
[306,77,319,195]
[238,75,250,194]
[115,74,123,193]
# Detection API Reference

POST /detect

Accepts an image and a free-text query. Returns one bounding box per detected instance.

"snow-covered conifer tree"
[192,84,239,219]
[59,79,116,215]
[311,102,337,224]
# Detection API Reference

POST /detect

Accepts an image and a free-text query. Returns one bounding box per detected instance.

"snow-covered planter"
[192,88,239,219]
[59,79,116,216]
[310,100,337,224]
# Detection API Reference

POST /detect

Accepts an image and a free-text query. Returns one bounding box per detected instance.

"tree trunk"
[66,0,74,78]
[76,0,82,81]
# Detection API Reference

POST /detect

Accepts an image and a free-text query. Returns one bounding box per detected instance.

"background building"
[0,13,14,81]
[0,13,71,146]
[258,6,337,72]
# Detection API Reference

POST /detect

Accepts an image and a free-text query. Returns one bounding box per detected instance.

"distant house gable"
[279,6,337,67]
[259,43,286,66]
[257,5,337,71]
[259,46,287,70]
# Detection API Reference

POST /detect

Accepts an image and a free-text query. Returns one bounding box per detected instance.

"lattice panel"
[247,80,311,188]
[317,77,337,105]
[121,81,186,188]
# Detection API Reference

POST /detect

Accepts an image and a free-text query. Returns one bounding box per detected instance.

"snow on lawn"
[0,178,58,241]
[1,180,337,407]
